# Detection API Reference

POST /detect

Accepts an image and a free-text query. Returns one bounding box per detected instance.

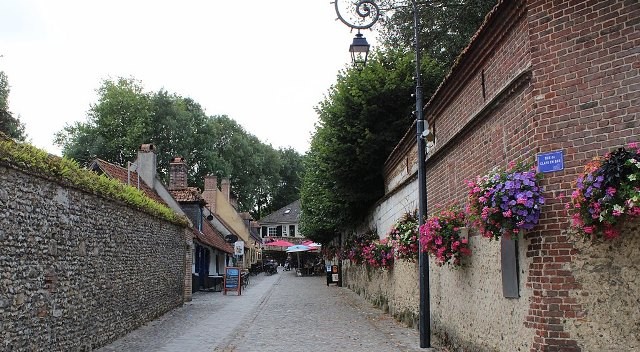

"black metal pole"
[412,0,431,348]
[332,0,430,347]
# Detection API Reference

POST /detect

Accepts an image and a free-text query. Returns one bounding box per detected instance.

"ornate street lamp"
[333,0,433,348]
[349,31,370,69]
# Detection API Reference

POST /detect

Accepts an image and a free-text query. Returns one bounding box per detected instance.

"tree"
[0,71,26,141]
[300,0,495,242]
[55,77,303,215]
[378,0,497,69]
[55,77,152,166]
[300,49,444,243]
[261,147,305,217]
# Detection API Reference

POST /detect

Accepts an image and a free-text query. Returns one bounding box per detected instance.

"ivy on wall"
[0,133,188,227]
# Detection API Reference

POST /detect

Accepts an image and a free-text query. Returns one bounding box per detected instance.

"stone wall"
[0,163,187,351]
[566,222,640,351]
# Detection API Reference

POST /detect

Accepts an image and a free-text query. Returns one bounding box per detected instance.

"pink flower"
[603,226,619,239]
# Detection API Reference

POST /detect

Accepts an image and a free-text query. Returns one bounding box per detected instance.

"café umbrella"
[286,244,312,269]
[265,239,294,247]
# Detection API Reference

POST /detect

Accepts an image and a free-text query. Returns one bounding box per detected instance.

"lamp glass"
[349,33,370,68]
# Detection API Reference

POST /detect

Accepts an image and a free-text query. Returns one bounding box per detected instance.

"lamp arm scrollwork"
[333,0,381,30]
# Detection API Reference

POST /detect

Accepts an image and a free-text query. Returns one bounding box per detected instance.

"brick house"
[342,0,639,351]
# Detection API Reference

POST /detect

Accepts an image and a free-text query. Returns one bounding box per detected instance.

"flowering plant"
[321,244,340,260]
[567,142,640,240]
[419,207,471,266]
[387,211,419,261]
[342,231,377,264]
[466,161,545,240]
[362,238,395,269]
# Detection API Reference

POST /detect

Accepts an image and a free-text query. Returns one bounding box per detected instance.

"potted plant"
[419,207,471,267]
[388,211,419,261]
[566,142,640,240]
[466,161,545,240]
[361,238,395,269]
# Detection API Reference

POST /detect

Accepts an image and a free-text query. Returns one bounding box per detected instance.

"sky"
[0,0,379,156]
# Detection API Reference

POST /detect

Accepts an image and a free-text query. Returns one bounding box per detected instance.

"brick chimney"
[221,178,231,201]
[134,144,156,188]
[202,175,218,212]
[169,156,188,190]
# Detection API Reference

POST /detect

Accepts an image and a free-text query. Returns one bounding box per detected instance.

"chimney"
[202,175,218,212]
[221,178,231,201]
[169,156,188,190]
[134,144,157,188]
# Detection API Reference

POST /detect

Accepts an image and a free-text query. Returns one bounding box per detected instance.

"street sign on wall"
[537,150,564,173]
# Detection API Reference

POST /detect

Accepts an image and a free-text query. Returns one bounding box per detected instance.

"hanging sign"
[234,241,244,256]
[537,150,564,173]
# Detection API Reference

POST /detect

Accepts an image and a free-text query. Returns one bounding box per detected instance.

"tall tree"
[0,71,26,141]
[55,77,152,166]
[262,147,305,217]
[379,0,497,68]
[300,49,444,242]
[55,77,302,215]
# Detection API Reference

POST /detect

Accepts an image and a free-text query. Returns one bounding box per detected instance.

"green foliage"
[260,147,305,217]
[379,0,497,69]
[0,136,188,226]
[0,71,26,141]
[300,49,443,242]
[55,77,304,216]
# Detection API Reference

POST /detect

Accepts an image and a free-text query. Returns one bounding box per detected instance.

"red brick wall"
[525,1,639,351]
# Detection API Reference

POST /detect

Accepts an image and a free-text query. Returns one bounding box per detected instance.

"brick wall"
[344,0,640,350]
[526,1,640,350]
[0,163,187,351]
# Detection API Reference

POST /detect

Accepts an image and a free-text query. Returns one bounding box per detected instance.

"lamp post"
[333,0,432,348]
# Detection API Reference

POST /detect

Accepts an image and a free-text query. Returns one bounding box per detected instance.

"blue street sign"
[537,150,564,173]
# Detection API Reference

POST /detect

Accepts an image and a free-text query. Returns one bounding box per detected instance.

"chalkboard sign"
[223,267,241,295]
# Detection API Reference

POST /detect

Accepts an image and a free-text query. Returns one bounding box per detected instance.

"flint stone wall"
[0,163,187,351]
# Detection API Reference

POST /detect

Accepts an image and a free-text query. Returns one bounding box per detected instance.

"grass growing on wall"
[0,134,188,227]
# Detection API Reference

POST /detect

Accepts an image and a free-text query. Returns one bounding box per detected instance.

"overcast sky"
[1,0,379,155]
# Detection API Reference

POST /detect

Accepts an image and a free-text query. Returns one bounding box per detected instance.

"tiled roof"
[169,187,204,203]
[259,200,301,224]
[91,159,167,206]
[194,221,234,254]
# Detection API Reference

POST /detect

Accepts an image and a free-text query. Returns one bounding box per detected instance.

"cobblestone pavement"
[97,268,439,352]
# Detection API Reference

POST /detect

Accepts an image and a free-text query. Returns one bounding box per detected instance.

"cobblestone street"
[97,268,431,352]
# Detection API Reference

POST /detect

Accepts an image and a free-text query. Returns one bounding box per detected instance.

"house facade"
[201,176,261,269]
[259,200,303,241]
[258,199,305,242]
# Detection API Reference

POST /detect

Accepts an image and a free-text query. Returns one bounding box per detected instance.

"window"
[282,225,289,236]
[289,225,296,237]
[268,227,277,236]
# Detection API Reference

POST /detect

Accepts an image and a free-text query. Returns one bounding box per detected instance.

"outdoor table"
[207,275,224,292]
